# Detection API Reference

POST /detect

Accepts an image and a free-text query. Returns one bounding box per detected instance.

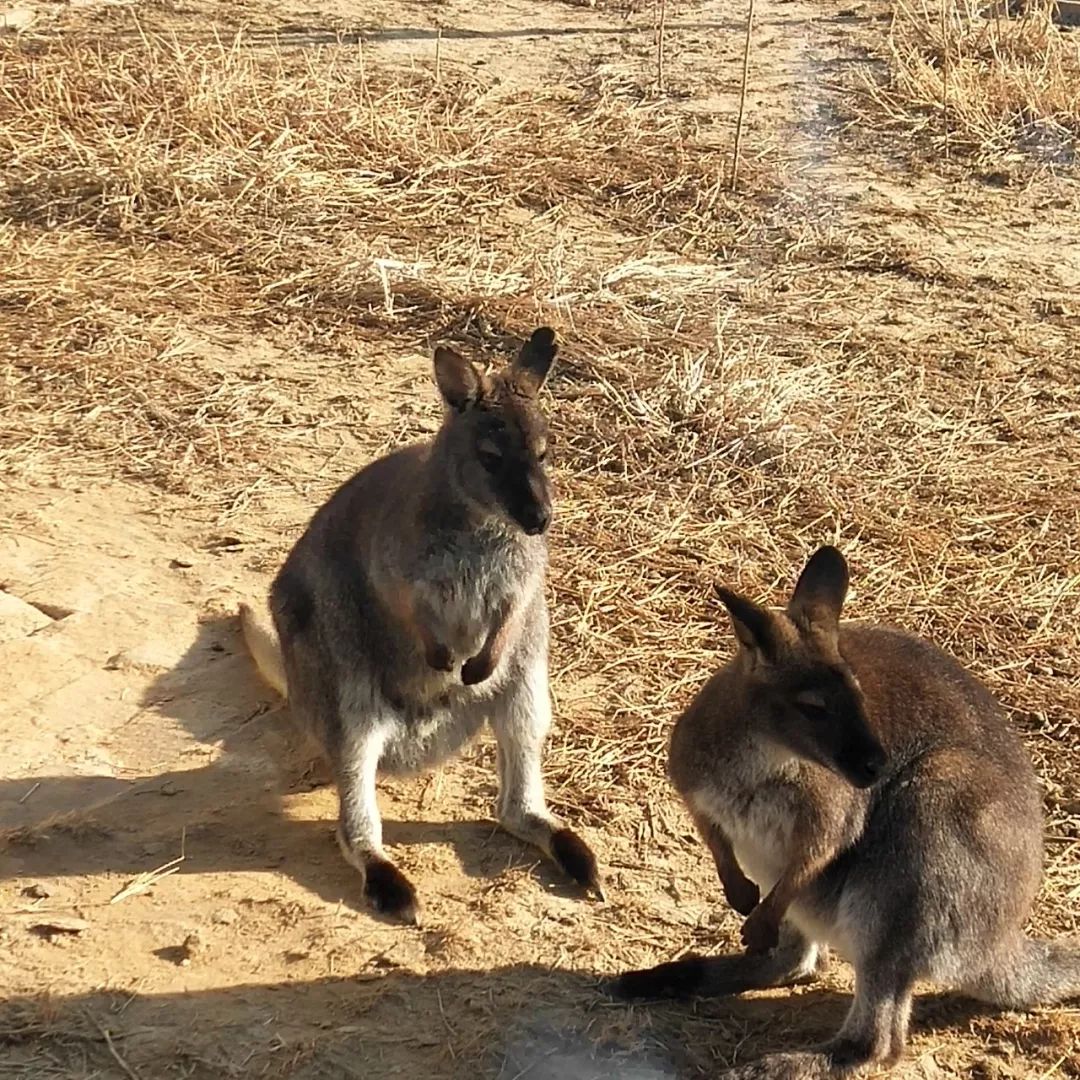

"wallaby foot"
[336,826,421,926]
[493,664,604,899]
[610,925,825,1000]
[817,1036,886,1068]
[551,826,602,894]
[718,1051,837,1080]
[364,855,421,926]
[499,809,603,898]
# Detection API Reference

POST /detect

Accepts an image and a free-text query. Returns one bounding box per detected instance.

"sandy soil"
[1,0,1078,1077]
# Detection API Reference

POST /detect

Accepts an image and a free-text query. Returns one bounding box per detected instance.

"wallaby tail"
[971,937,1080,1010]
[609,927,823,1001]
[238,600,288,698]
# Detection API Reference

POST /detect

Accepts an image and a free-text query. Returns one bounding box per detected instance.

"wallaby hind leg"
[334,721,421,926]
[492,659,602,896]
[821,954,916,1067]
[611,923,826,1001]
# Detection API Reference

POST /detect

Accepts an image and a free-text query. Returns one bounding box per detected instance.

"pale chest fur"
[412,539,540,661]
[686,748,862,960]
[690,778,800,895]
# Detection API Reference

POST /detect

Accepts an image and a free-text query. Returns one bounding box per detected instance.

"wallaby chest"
[402,528,540,660]
[690,771,803,893]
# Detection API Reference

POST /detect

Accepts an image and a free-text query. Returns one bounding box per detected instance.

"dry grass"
[0,29,763,495]
[862,0,1080,166]
[1,6,1080,1077]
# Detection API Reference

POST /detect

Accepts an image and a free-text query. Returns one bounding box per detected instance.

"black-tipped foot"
[817,1036,879,1069]
[607,956,708,1001]
[551,827,603,899]
[365,857,421,926]
[530,326,557,350]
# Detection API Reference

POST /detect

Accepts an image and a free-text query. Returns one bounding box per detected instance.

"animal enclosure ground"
[1,0,1078,1077]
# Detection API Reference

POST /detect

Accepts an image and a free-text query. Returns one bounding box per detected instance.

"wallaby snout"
[515,469,552,536]
[836,736,887,789]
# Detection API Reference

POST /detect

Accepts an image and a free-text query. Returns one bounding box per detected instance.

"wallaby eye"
[794,690,828,720]
[477,439,503,472]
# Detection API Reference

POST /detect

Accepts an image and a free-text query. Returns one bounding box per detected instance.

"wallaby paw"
[741,904,780,955]
[607,956,706,1001]
[724,876,761,917]
[425,642,454,673]
[364,857,422,926]
[461,652,494,685]
[551,827,604,900]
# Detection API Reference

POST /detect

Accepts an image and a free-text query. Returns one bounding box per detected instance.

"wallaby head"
[431,327,557,537]
[715,546,888,789]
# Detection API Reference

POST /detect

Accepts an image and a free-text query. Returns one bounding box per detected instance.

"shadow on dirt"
[0,614,588,908]
[0,964,1015,1080]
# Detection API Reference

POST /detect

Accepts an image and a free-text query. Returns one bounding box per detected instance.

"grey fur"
[244,329,601,923]
[615,545,1079,1074]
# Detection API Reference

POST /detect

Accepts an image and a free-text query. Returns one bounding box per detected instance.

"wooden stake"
[656,0,668,92]
[941,0,951,158]
[731,0,756,190]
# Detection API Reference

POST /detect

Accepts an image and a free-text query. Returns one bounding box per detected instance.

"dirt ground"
[1,0,1079,1077]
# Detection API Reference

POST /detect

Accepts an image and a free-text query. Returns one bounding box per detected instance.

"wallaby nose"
[522,507,551,536]
[848,745,888,788]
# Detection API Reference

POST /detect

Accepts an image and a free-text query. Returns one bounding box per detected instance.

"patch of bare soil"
[1,0,1078,1077]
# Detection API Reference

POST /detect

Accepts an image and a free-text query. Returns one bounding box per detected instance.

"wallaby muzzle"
[836,739,889,789]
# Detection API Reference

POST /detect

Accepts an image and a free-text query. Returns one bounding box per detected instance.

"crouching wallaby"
[239,328,601,925]
[613,546,1079,1074]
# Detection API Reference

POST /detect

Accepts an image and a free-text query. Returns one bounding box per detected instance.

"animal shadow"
[0,614,585,910]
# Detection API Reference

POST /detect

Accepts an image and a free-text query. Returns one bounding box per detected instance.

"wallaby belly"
[378,703,489,775]
[335,664,513,776]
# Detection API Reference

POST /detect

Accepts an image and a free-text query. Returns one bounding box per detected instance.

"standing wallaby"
[239,328,601,925]
[613,546,1079,1074]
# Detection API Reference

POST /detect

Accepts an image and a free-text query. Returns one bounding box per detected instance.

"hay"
[858,0,1080,167]
[0,29,764,495]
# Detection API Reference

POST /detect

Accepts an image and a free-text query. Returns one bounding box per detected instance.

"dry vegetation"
[864,0,1080,167]
[0,29,765,496]
[1,0,1079,1077]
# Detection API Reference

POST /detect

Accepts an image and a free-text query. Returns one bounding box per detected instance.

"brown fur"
[240,328,601,924]
[613,546,1080,1075]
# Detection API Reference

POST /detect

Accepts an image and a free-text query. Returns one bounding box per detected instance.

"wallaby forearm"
[462,598,518,685]
[692,810,759,916]
[742,842,838,954]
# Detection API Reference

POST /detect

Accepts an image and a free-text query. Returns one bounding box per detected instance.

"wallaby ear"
[787,545,849,634]
[433,346,484,412]
[510,326,558,398]
[715,584,780,662]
